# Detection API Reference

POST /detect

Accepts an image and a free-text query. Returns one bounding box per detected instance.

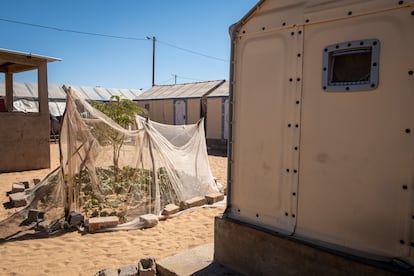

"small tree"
[92,95,146,182]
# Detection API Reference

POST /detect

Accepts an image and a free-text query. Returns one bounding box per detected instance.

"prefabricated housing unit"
[205,81,230,147]
[217,0,414,272]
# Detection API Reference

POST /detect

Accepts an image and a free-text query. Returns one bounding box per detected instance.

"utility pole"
[146,36,156,86]
[172,74,177,84]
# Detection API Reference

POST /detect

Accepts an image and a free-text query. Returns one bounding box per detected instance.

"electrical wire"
[0,18,228,62]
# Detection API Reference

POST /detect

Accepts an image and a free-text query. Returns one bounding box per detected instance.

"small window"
[322,39,379,92]
[144,103,150,111]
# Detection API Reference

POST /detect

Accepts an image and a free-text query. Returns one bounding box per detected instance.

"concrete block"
[138,257,156,276]
[95,268,119,276]
[27,209,45,223]
[88,216,119,232]
[11,183,25,193]
[140,214,159,229]
[118,264,138,276]
[68,211,84,227]
[180,196,207,210]
[205,192,224,204]
[32,178,41,185]
[9,192,27,207]
[162,204,179,216]
[21,181,30,189]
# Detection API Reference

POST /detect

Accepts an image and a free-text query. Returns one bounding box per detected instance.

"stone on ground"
[9,192,27,207]
[88,216,119,232]
[205,192,224,204]
[140,214,159,229]
[118,264,138,276]
[11,183,25,193]
[138,257,156,276]
[162,204,179,216]
[180,196,207,210]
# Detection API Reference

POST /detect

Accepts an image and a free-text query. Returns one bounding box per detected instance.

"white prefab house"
[215,0,414,274]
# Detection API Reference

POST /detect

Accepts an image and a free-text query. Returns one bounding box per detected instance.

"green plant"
[92,95,146,182]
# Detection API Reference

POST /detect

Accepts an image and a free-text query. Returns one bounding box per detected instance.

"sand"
[0,144,227,275]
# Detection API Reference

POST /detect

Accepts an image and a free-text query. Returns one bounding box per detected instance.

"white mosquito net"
[0,87,218,238]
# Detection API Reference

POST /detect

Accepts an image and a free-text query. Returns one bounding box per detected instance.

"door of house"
[174,99,186,125]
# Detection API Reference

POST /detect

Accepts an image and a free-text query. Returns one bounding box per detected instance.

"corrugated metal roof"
[66,85,143,101]
[0,82,66,99]
[207,81,229,97]
[136,80,225,100]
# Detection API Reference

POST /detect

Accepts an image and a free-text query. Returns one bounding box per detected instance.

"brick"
[138,257,156,276]
[9,192,27,207]
[67,211,84,226]
[140,214,159,229]
[27,209,45,223]
[95,268,119,276]
[21,181,30,189]
[181,196,207,210]
[11,183,25,193]
[118,264,138,276]
[205,192,225,204]
[88,216,119,232]
[162,204,179,216]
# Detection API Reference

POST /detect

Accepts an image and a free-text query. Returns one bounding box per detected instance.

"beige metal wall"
[136,100,174,125]
[206,97,223,140]
[0,112,50,172]
[297,6,414,261]
[186,98,201,124]
[228,0,414,264]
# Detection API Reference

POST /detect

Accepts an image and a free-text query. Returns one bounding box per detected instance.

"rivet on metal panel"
[360,41,365,46]
[405,128,411,134]
[292,214,295,218]
[262,27,265,31]
[288,124,292,128]
[373,41,378,46]
[285,212,289,216]
[400,240,405,245]
[291,32,295,36]
[293,169,298,173]
[370,83,376,88]
[345,87,350,91]
[411,11,414,16]
[292,193,296,196]
[398,1,404,5]
[297,53,301,57]
[289,78,293,82]
[348,11,353,16]
[294,147,298,150]
[323,86,327,90]
[409,70,413,75]
[242,30,246,34]
[237,209,240,212]
[256,213,259,218]
[324,48,328,52]
[282,22,286,26]
[323,67,327,71]
[295,124,299,128]
[298,30,302,35]
[296,78,301,81]
[347,43,352,47]
[403,185,408,190]
[335,45,340,49]
[286,168,290,172]
[296,101,300,104]
[372,62,377,67]
[305,19,310,23]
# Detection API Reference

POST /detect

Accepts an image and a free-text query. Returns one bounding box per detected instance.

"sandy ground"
[0,144,227,275]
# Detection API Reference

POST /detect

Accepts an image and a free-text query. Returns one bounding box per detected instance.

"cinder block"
[68,211,84,226]
[138,257,156,276]
[27,209,45,223]
[205,192,224,204]
[21,181,30,189]
[118,264,138,276]
[11,183,25,193]
[9,192,27,207]
[140,214,159,229]
[162,204,180,216]
[88,216,119,232]
[180,196,207,210]
[95,268,119,276]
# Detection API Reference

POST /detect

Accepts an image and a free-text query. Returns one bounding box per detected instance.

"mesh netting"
[0,88,218,238]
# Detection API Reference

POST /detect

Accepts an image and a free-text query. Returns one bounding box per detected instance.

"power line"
[0,17,228,62]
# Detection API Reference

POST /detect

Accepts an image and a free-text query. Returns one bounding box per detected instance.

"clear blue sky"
[0,0,258,91]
